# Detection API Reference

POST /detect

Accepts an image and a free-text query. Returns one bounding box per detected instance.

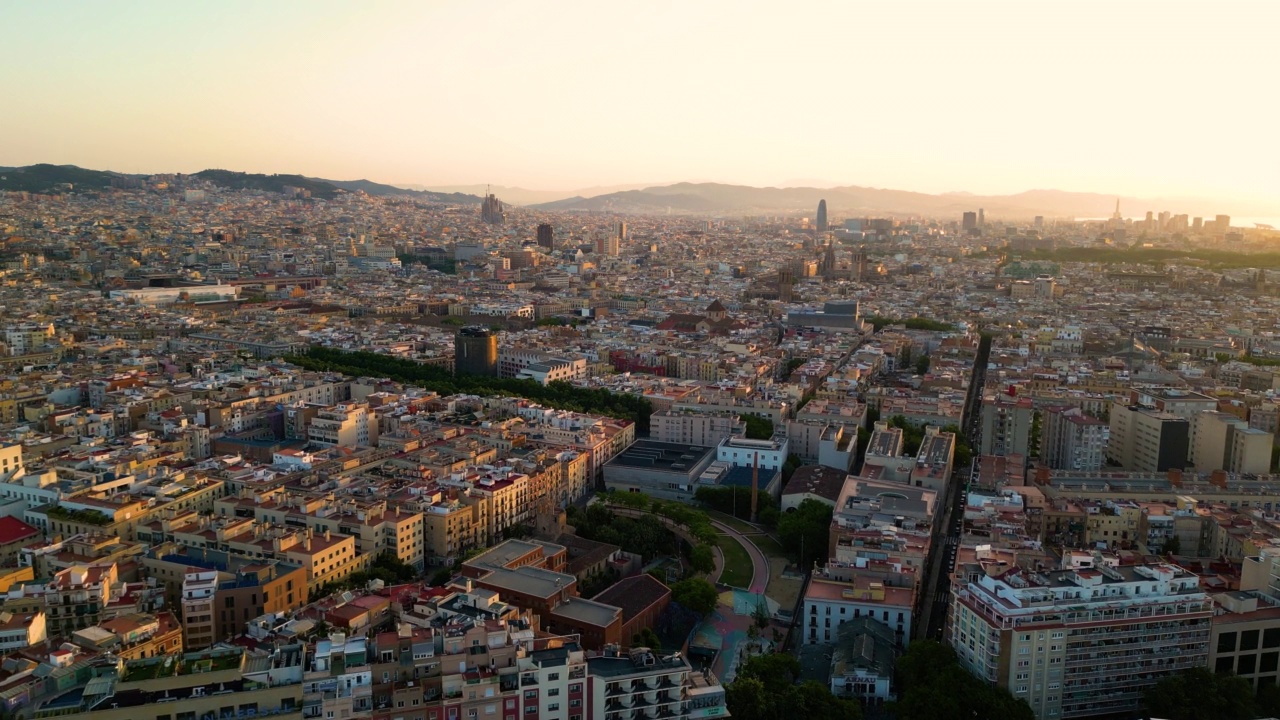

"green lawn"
[749,533,788,559]
[707,509,758,534]
[716,535,754,588]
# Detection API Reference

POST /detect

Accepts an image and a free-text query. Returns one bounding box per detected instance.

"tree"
[1161,534,1182,555]
[670,578,719,616]
[895,640,1033,720]
[1143,667,1257,720]
[742,414,774,440]
[727,655,860,720]
[777,499,833,567]
[632,627,662,650]
[914,354,930,375]
[689,543,715,574]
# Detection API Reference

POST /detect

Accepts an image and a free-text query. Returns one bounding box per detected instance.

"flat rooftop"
[549,597,621,628]
[475,565,575,599]
[606,439,716,473]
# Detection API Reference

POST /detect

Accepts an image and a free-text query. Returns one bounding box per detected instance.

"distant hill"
[529,182,1239,219]
[313,178,480,204]
[0,163,127,192]
[0,164,479,204]
[418,183,660,206]
[197,170,341,199]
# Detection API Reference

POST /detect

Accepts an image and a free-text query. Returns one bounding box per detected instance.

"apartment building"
[1041,406,1108,472]
[651,409,743,447]
[498,348,587,384]
[1107,402,1190,471]
[949,553,1211,719]
[588,645,727,720]
[1191,411,1273,475]
[308,402,378,447]
[981,395,1034,457]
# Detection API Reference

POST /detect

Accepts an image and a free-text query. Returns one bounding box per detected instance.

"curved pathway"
[709,518,769,593]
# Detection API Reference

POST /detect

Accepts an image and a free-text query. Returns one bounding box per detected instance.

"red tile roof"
[0,517,40,545]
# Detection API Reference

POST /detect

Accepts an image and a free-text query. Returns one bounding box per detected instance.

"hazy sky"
[3,1,1277,206]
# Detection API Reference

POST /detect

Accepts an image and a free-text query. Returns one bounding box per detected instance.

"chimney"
[1211,470,1228,488]
[1167,468,1183,487]
[750,452,759,523]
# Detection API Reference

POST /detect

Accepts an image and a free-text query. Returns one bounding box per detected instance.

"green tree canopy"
[727,654,861,720]
[670,578,718,616]
[1142,667,1258,720]
[894,641,1033,720]
[777,498,833,567]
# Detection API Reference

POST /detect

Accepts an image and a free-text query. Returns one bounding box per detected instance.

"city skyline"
[2,1,1278,211]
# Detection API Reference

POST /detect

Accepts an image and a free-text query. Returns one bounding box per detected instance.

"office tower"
[978,208,985,227]
[454,327,498,376]
[480,193,505,224]
[1042,406,1108,471]
[962,212,978,231]
[1192,217,1204,231]
[778,268,794,303]
[950,557,1210,720]
[1145,211,1154,229]
[536,223,554,250]
[617,222,628,242]
[816,199,828,232]
[1113,199,1124,221]
[1034,216,1044,230]
[1216,214,1232,233]
[980,395,1035,457]
[596,234,620,257]
[1158,211,1170,229]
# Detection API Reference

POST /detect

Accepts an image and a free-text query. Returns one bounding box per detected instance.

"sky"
[2,1,1278,208]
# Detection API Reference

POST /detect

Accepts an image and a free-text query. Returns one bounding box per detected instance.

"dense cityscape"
[0,168,1276,720]
[6,2,1280,719]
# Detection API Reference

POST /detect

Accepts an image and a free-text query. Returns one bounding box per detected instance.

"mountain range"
[0,164,482,205]
[528,183,1252,220]
[0,164,1264,219]
[412,183,662,206]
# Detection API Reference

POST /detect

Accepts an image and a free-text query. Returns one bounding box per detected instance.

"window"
[546,704,559,712]
[1239,654,1258,675]
[1218,632,1240,654]
[1263,653,1279,674]
[547,689,559,697]
[1216,656,1235,674]
[1243,630,1261,652]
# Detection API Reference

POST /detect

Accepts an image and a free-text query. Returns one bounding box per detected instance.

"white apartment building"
[949,552,1211,720]
[308,402,378,447]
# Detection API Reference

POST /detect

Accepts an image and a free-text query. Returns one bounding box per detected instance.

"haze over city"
[3,0,1279,212]
[5,4,1280,720]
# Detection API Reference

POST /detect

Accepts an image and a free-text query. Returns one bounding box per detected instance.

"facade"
[1042,406,1108,472]
[651,410,743,447]
[715,436,787,473]
[602,440,718,502]
[537,223,554,250]
[1107,402,1190,471]
[308,402,378,447]
[499,348,587,384]
[949,554,1211,720]
[455,327,499,377]
[803,568,914,647]
[1191,411,1272,474]
[980,395,1034,457]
